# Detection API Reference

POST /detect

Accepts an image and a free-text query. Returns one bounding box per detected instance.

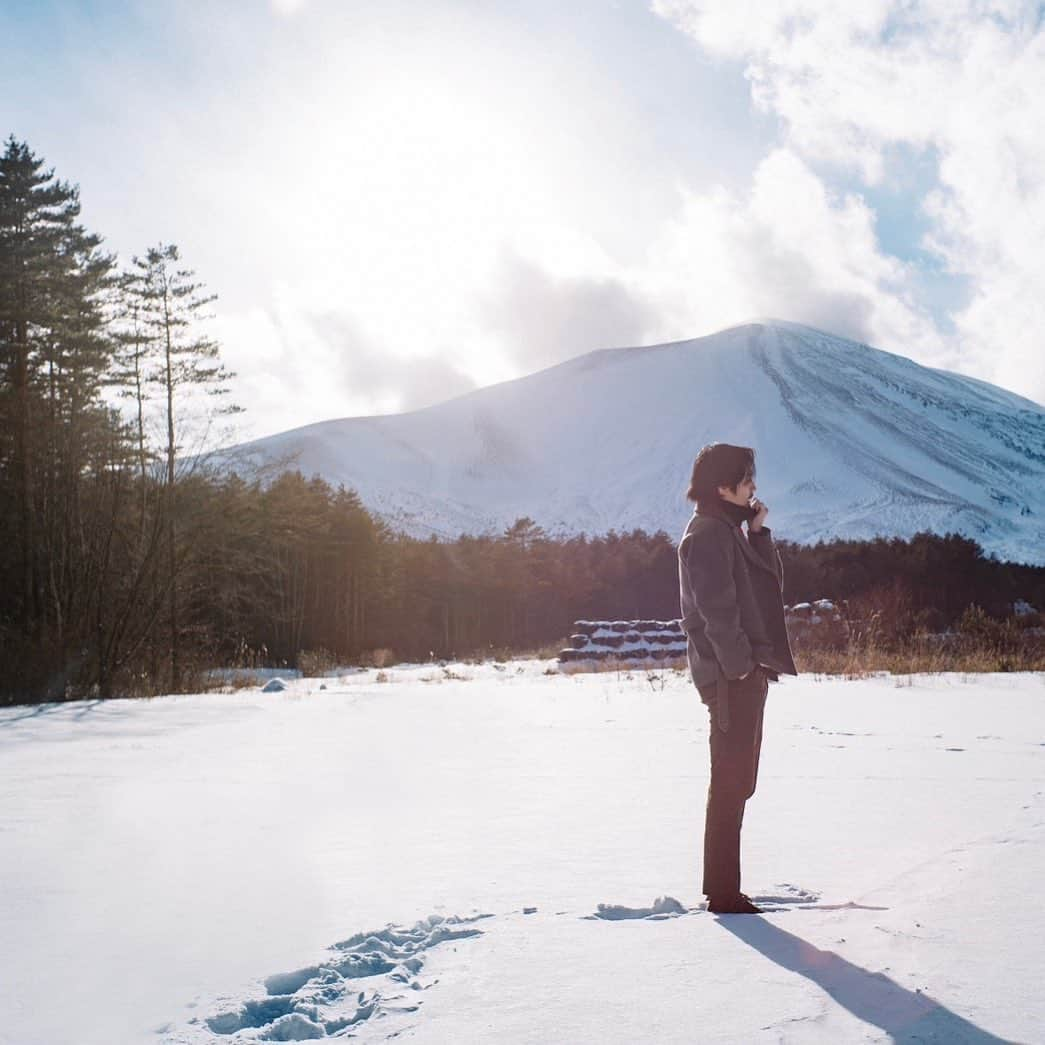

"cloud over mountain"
[653,0,1045,404]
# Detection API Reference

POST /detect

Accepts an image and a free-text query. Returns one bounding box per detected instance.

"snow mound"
[589,895,689,920]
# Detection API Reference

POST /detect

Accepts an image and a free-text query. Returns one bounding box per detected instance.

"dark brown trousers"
[697,668,769,899]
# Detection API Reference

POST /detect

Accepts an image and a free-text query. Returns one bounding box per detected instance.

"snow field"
[0,663,1042,1043]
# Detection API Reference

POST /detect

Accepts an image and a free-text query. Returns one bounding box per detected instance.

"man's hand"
[748,497,769,532]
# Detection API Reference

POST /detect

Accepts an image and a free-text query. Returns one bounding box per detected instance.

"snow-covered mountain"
[221,320,1045,564]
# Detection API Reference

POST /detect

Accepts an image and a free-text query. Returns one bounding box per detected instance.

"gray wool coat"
[677,510,797,698]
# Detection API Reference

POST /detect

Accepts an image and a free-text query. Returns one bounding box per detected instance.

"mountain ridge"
[219,321,1045,564]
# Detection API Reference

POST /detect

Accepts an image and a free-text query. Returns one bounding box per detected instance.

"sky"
[2,0,1044,440]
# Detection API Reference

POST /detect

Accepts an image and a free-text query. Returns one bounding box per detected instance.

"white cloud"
[652,0,1045,403]
[479,249,660,370]
[143,2,686,435]
[212,292,478,437]
[634,149,943,359]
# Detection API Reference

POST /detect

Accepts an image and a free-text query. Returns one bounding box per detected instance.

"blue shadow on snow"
[717,916,1018,1043]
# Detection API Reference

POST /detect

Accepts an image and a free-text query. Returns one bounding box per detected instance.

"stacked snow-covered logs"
[784,598,841,625]
[558,600,846,667]
[784,598,846,645]
[558,620,687,666]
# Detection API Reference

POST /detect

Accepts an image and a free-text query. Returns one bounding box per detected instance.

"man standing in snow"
[678,444,797,914]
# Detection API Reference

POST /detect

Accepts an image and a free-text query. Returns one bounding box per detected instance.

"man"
[677,443,797,914]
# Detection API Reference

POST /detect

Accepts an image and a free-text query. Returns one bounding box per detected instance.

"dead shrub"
[361,648,395,668]
[297,648,337,677]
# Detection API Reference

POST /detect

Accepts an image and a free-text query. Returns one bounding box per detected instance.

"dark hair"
[686,443,755,503]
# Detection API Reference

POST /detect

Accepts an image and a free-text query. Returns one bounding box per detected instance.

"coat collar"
[690,510,776,577]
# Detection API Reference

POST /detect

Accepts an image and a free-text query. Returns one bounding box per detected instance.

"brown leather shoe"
[707,893,762,914]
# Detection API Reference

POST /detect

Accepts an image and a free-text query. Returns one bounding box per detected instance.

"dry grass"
[297,648,338,677]
[360,648,395,668]
[103,611,1045,700]
[794,633,1045,678]
[463,641,563,663]
[419,665,472,683]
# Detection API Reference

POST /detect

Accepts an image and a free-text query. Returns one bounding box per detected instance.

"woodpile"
[557,601,842,668]
[558,619,687,666]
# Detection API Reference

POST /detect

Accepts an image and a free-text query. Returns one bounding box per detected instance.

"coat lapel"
[731,526,777,576]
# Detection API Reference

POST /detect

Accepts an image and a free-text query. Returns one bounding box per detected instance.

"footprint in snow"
[178,887,828,1038]
[187,912,491,1041]
[587,885,823,920]
[754,884,821,906]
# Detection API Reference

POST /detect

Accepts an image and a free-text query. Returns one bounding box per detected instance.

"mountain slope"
[222,321,1045,564]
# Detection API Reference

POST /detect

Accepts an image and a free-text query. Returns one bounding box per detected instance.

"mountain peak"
[224,323,1045,563]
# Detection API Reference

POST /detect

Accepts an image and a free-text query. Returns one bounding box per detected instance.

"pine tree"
[0,136,115,643]
[123,243,238,689]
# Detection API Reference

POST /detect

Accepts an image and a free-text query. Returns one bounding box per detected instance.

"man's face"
[718,473,756,507]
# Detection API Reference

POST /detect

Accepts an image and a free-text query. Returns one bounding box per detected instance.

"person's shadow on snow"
[717,917,1017,1043]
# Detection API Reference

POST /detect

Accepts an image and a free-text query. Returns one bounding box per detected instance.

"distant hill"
[219,320,1045,565]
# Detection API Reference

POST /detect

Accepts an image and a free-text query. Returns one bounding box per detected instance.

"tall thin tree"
[124,243,236,689]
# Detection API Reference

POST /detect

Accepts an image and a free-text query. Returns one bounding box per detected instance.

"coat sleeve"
[748,526,784,587]
[683,523,755,680]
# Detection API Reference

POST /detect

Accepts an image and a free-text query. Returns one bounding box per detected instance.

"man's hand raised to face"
[749,497,769,533]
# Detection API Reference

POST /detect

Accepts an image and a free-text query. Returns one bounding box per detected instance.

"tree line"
[2,137,1042,705]
[0,137,236,702]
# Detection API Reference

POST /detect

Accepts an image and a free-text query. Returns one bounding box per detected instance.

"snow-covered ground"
[1,663,1042,1044]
